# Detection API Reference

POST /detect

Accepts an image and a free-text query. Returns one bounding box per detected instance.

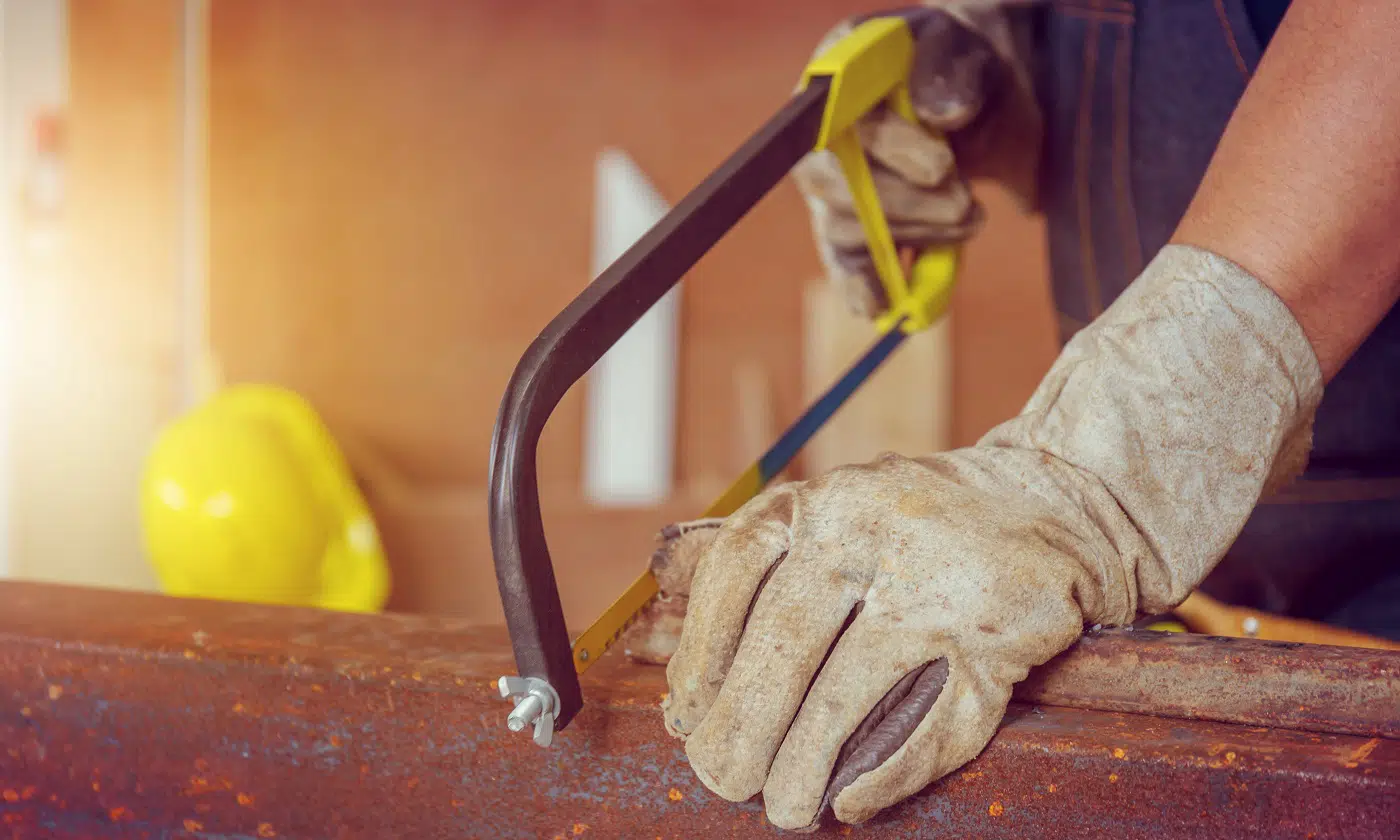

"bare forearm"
[1173,1,1400,381]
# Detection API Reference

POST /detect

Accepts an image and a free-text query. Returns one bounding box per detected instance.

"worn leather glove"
[793,2,1042,318]
[654,245,1322,829]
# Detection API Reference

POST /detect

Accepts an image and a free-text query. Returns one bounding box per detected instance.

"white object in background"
[178,0,214,409]
[582,149,678,507]
[0,0,71,577]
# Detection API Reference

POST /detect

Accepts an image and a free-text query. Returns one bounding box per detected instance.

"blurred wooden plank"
[801,279,949,475]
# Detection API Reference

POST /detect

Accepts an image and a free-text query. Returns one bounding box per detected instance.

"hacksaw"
[488,17,959,746]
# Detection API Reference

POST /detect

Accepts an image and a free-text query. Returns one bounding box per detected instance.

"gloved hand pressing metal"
[793,2,1041,318]
[658,245,1322,829]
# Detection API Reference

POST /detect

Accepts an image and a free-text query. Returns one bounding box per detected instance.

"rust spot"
[451,799,464,808]
[91,782,100,792]
[109,806,132,822]
[19,706,30,717]
[185,775,233,795]
[1112,748,1125,759]
[667,788,683,802]
[237,792,255,807]
[1047,783,1057,793]
[1109,774,1119,783]
[2,790,18,803]
[47,684,63,700]
[257,822,277,837]
[988,801,1004,817]
[572,824,589,835]
[184,819,204,831]
[20,787,35,800]
[1344,738,1380,769]
[406,777,420,791]
[233,702,247,714]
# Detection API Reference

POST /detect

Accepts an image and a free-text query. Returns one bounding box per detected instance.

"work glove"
[793,2,1042,318]
[652,245,1322,829]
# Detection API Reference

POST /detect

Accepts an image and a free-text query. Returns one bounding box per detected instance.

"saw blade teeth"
[586,611,646,661]
[605,616,637,647]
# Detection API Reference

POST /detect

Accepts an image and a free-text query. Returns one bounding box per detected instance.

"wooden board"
[801,279,951,476]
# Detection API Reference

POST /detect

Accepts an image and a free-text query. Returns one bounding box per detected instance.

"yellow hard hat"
[140,383,389,612]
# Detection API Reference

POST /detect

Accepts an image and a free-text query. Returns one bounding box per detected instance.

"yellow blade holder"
[488,16,959,747]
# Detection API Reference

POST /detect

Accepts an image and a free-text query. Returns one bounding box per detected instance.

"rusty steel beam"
[1015,629,1400,739]
[0,581,1396,839]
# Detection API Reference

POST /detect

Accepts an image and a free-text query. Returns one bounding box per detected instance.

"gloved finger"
[663,488,794,740]
[815,192,982,320]
[622,519,725,665]
[831,652,1009,826]
[821,191,980,258]
[681,538,871,804]
[906,6,999,132]
[859,110,958,189]
[650,518,724,597]
[818,165,975,251]
[795,145,965,227]
[816,241,887,320]
[760,612,947,831]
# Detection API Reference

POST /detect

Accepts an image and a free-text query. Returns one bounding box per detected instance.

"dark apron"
[1036,0,1400,638]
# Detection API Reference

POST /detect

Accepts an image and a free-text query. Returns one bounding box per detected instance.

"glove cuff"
[981,244,1324,614]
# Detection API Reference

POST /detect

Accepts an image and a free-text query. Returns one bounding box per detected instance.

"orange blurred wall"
[47,1,1056,624]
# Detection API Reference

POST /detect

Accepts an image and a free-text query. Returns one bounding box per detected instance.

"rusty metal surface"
[1020,628,1400,739]
[0,581,1396,839]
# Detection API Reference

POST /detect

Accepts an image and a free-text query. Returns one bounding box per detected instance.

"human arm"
[1174,1,1400,380]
